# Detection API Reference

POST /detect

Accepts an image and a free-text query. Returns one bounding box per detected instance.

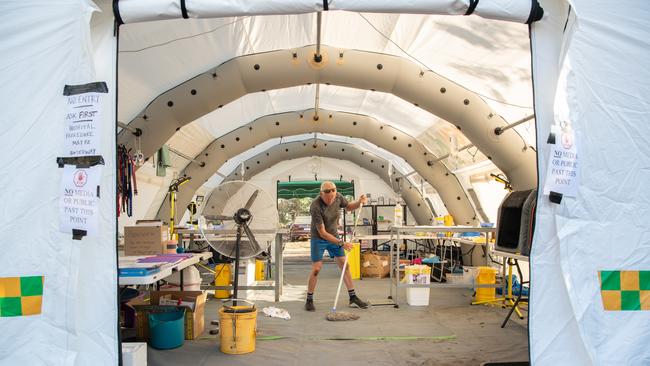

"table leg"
[180,269,184,291]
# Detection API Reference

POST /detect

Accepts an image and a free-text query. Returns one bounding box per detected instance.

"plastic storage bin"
[405,265,431,306]
[475,266,498,302]
[148,308,186,350]
[214,263,231,299]
[347,242,361,280]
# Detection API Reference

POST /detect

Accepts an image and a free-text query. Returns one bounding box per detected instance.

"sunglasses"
[321,188,336,194]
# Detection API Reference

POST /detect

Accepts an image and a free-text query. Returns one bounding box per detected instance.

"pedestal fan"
[200,181,279,304]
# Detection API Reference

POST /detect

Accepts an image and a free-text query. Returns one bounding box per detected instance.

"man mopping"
[305,181,369,311]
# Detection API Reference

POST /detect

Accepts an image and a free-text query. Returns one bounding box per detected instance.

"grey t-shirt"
[310,193,349,240]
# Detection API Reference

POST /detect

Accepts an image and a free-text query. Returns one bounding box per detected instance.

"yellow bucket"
[255,260,265,281]
[219,302,257,355]
[347,242,361,280]
[475,266,498,302]
[214,264,231,299]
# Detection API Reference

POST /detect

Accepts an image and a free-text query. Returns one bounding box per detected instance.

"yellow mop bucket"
[219,300,257,354]
[214,263,231,299]
[347,242,361,280]
[475,266,498,302]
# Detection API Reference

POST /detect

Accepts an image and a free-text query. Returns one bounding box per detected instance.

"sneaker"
[305,299,315,311]
[349,296,369,309]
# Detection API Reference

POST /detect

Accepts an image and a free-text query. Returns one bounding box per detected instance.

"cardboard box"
[124,225,169,256]
[361,251,390,278]
[133,290,207,340]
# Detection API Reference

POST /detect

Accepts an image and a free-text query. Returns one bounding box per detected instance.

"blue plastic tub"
[148,308,186,350]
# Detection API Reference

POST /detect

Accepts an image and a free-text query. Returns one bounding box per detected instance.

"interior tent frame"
[4,0,650,365]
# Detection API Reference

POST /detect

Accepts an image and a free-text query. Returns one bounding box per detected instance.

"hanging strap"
[465,0,479,15]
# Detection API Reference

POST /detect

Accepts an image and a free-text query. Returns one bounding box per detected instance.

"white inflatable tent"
[1,0,649,365]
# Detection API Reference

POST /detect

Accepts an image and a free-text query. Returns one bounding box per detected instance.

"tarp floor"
[146,262,529,366]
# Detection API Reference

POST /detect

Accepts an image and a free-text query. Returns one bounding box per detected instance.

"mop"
[326,203,363,322]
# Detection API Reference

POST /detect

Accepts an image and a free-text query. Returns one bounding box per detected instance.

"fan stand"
[232,207,256,307]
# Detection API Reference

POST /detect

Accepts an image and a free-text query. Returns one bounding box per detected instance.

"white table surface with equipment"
[387,225,498,306]
[118,252,212,287]
[176,228,287,302]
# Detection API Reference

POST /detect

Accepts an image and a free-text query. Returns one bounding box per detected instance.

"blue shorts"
[310,237,345,262]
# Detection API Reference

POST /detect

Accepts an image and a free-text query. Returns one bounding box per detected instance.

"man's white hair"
[320,181,336,191]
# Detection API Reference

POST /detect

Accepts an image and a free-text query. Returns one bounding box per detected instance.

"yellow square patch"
[640,291,650,311]
[601,290,621,311]
[0,277,21,297]
[21,296,43,316]
[621,271,640,291]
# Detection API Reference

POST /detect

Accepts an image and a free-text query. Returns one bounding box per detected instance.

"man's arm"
[316,223,340,244]
[316,224,353,251]
[345,194,368,211]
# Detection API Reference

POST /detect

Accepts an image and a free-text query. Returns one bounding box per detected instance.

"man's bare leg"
[308,260,323,293]
[335,255,354,290]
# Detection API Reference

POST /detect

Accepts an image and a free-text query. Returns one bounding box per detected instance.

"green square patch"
[639,271,650,291]
[621,291,641,311]
[20,276,43,296]
[0,297,22,317]
[601,271,620,291]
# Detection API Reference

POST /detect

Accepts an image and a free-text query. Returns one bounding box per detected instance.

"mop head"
[326,311,360,321]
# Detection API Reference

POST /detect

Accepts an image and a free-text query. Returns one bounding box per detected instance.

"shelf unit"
[342,204,408,249]
[387,225,498,306]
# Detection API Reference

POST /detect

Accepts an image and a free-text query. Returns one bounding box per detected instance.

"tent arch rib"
[119,45,536,193]
[206,139,434,225]
[153,109,478,225]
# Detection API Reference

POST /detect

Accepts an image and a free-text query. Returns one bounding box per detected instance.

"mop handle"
[332,253,349,311]
[332,203,363,311]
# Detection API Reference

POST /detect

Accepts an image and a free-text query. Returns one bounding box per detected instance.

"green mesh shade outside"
[277,180,354,199]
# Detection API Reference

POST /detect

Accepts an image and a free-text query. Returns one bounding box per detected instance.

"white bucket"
[164,265,202,291]
[405,268,430,306]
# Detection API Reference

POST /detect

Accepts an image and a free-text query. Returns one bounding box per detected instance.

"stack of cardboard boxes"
[129,290,207,341]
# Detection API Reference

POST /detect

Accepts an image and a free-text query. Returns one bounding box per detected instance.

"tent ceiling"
[118,8,539,227]
[208,133,415,187]
[119,45,536,190]
[154,109,467,223]
[212,138,434,224]
[117,12,536,168]
[119,12,533,123]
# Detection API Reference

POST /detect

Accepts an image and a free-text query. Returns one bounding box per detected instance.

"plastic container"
[219,300,257,354]
[122,342,147,366]
[475,266,498,302]
[148,308,186,350]
[255,260,265,281]
[347,242,361,280]
[164,240,178,254]
[405,265,431,306]
[164,266,202,291]
[214,263,231,299]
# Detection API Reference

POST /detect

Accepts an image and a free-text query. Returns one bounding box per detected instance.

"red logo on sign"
[561,132,573,150]
[74,170,88,187]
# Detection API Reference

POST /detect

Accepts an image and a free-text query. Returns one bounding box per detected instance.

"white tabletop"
[118,252,212,286]
[355,235,486,246]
